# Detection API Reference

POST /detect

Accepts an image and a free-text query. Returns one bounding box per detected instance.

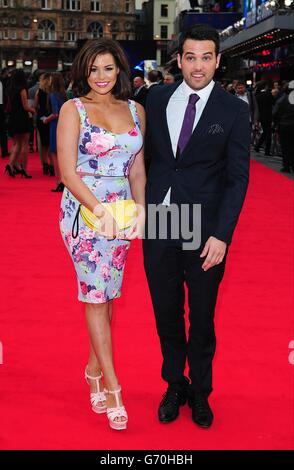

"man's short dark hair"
[178,24,220,57]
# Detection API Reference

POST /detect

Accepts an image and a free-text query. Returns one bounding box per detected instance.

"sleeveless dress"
[59,98,143,303]
[8,89,32,136]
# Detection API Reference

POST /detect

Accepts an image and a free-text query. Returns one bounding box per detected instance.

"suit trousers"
[143,237,227,396]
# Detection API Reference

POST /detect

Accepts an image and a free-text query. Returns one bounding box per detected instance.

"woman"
[34,72,54,176]
[57,38,146,430]
[44,72,67,191]
[6,69,35,178]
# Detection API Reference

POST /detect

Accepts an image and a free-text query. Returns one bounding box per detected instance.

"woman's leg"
[8,135,21,168]
[86,299,113,373]
[51,151,61,185]
[85,301,125,422]
[19,133,30,169]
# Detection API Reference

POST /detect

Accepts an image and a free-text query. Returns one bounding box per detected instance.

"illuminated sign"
[244,0,274,28]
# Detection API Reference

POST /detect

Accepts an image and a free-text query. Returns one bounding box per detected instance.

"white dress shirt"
[163,79,215,205]
[236,93,249,105]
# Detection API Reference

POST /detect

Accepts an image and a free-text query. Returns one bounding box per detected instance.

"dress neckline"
[76,97,137,136]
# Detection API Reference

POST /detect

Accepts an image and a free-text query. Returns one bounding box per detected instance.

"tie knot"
[189,93,199,105]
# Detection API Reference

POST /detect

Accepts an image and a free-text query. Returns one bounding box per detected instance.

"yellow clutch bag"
[80,199,137,233]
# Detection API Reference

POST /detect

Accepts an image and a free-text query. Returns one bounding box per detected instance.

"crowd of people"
[1,65,293,179]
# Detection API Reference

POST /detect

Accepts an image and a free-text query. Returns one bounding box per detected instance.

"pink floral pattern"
[59,98,142,304]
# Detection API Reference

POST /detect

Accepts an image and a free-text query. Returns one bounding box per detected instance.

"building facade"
[0,0,137,70]
[153,0,176,65]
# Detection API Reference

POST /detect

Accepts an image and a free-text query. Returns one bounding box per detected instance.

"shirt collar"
[180,79,215,103]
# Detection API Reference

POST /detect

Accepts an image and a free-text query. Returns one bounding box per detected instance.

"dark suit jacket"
[133,86,149,108]
[145,81,251,245]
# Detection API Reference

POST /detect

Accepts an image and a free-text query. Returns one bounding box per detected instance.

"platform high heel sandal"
[85,368,107,414]
[104,386,128,430]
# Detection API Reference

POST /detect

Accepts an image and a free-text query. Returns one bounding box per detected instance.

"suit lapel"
[158,82,182,160]
[177,82,223,164]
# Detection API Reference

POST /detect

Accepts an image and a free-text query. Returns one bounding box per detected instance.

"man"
[163,72,175,85]
[235,81,258,125]
[254,81,274,156]
[132,75,149,108]
[273,81,294,173]
[147,69,161,88]
[143,24,250,428]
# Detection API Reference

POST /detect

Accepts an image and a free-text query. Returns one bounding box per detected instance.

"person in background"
[273,82,294,173]
[163,72,175,85]
[235,81,258,125]
[44,72,67,192]
[34,72,54,176]
[254,81,274,156]
[0,69,10,158]
[6,69,35,178]
[147,69,160,89]
[132,75,148,108]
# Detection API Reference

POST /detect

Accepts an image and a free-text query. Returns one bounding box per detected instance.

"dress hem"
[77,292,122,304]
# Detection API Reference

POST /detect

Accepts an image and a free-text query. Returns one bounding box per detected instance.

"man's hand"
[200,236,227,271]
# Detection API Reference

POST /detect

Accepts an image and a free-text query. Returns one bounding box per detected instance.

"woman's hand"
[93,204,119,240]
[124,204,145,240]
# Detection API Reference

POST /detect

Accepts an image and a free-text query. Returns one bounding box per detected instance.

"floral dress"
[59,98,143,303]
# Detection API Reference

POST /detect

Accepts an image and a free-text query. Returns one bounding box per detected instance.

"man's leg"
[143,238,187,385]
[184,247,227,396]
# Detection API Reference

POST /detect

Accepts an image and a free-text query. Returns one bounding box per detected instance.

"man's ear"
[177,53,182,70]
[216,53,221,69]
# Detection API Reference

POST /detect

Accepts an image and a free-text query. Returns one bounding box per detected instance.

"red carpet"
[0,152,293,450]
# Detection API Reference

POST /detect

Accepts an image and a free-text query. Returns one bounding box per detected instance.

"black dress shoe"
[158,386,187,423]
[188,393,213,428]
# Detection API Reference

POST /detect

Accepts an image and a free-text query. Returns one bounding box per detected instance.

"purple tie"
[177,93,200,156]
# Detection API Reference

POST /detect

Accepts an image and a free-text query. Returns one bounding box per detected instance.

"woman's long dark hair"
[71,38,131,100]
[9,69,28,101]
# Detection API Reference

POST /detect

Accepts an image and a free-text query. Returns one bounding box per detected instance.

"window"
[125,1,130,13]
[3,0,14,7]
[66,31,77,41]
[3,30,9,39]
[160,25,168,39]
[38,19,56,40]
[63,0,80,10]
[9,15,16,25]
[22,16,31,27]
[161,49,168,66]
[23,31,30,40]
[161,4,168,17]
[68,18,77,28]
[10,30,17,39]
[91,0,100,12]
[87,22,103,39]
[112,34,117,40]
[41,0,52,8]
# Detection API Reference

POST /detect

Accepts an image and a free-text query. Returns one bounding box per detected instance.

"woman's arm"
[57,100,104,212]
[58,100,119,238]
[128,102,146,238]
[34,89,40,113]
[44,93,59,124]
[20,88,35,114]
